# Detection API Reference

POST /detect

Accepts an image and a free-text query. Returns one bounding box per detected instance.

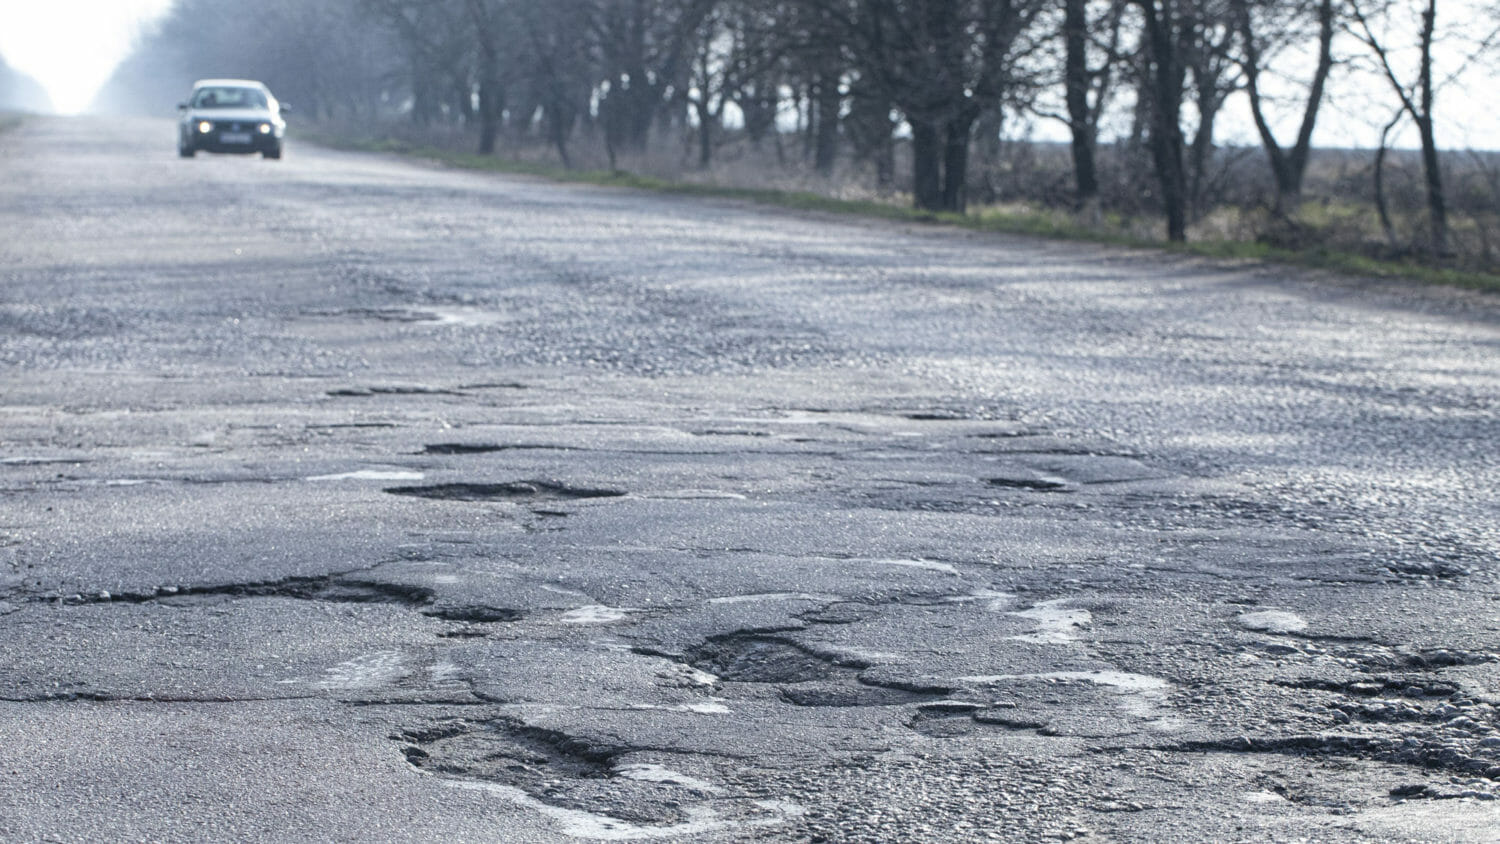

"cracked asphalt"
[3,116,1500,843]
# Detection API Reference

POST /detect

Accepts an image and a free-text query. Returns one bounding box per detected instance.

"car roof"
[191,79,270,91]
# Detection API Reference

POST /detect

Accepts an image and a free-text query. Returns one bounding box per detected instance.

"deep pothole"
[1165,670,1500,780]
[399,718,616,780]
[40,574,523,627]
[395,718,696,825]
[679,632,949,708]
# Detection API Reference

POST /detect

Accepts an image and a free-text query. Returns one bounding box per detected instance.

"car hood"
[186,109,280,124]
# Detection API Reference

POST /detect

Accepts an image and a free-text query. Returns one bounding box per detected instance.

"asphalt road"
[3,116,1499,843]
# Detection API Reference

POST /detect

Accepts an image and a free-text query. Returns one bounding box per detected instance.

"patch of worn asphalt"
[1,116,1499,842]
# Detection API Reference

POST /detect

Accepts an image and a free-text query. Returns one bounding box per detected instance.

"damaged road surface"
[3,117,1499,843]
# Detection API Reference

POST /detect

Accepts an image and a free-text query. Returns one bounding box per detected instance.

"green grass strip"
[301,131,1500,294]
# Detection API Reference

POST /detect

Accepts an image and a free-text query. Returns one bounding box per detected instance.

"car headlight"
[197,121,212,134]
[258,123,272,135]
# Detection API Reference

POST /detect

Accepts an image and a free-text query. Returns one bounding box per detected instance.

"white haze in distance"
[0,0,175,114]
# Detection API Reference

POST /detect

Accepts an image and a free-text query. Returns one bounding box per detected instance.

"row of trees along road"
[110,0,1498,254]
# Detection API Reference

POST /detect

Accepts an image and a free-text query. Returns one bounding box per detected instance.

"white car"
[177,79,287,160]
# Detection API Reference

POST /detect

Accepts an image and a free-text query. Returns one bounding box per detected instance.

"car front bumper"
[184,121,283,154]
[191,135,281,154]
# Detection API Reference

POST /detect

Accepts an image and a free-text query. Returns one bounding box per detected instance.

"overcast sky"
[0,0,174,114]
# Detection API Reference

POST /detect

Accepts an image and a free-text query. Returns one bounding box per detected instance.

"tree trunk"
[741,82,776,147]
[411,58,434,127]
[1417,114,1449,254]
[941,112,975,214]
[1188,95,1219,222]
[911,120,944,212]
[846,84,896,193]
[467,0,501,156]
[1137,0,1189,242]
[1375,112,1401,248]
[813,73,840,176]
[602,92,625,162]
[1151,127,1188,242]
[1416,0,1448,254]
[477,75,500,155]
[972,109,1003,205]
[876,139,896,194]
[625,81,655,151]
[696,100,713,168]
[549,103,574,169]
[1064,0,1100,216]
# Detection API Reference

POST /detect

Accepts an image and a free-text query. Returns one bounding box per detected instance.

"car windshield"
[191,87,268,110]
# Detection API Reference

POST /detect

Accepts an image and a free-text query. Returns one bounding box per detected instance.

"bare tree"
[1182,2,1239,221]
[1062,0,1129,219]
[820,0,1044,213]
[685,3,755,168]
[1372,107,1405,247]
[1133,0,1190,240]
[465,0,505,154]
[1345,0,1493,254]
[591,0,715,163]
[1232,0,1337,217]
[513,0,596,167]
[360,0,475,126]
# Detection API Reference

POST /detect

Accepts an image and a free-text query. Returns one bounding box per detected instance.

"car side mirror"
[177,102,188,110]
[279,103,292,114]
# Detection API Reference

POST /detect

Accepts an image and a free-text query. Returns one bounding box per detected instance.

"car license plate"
[220,132,252,144]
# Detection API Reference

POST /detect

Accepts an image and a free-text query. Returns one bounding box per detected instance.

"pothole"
[907,701,988,738]
[1382,559,1472,581]
[681,632,948,708]
[987,477,1070,492]
[385,481,626,502]
[42,575,523,630]
[1163,733,1500,781]
[422,443,569,456]
[44,575,435,608]
[902,412,971,421]
[421,443,508,455]
[687,635,846,684]
[313,307,440,323]
[1275,677,1463,699]
[423,606,524,623]
[1177,670,1500,780]
[1397,649,1499,669]
[397,718,693,827]
[400,718,616,782]
[327,386,461,397]
[780,682,940,708]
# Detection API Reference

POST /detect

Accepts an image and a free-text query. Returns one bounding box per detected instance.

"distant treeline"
[102,0,1497,261]
[0,55,52,114]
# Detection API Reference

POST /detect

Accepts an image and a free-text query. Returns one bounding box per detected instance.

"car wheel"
[263,144,281,160]
[178,143,195,158]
